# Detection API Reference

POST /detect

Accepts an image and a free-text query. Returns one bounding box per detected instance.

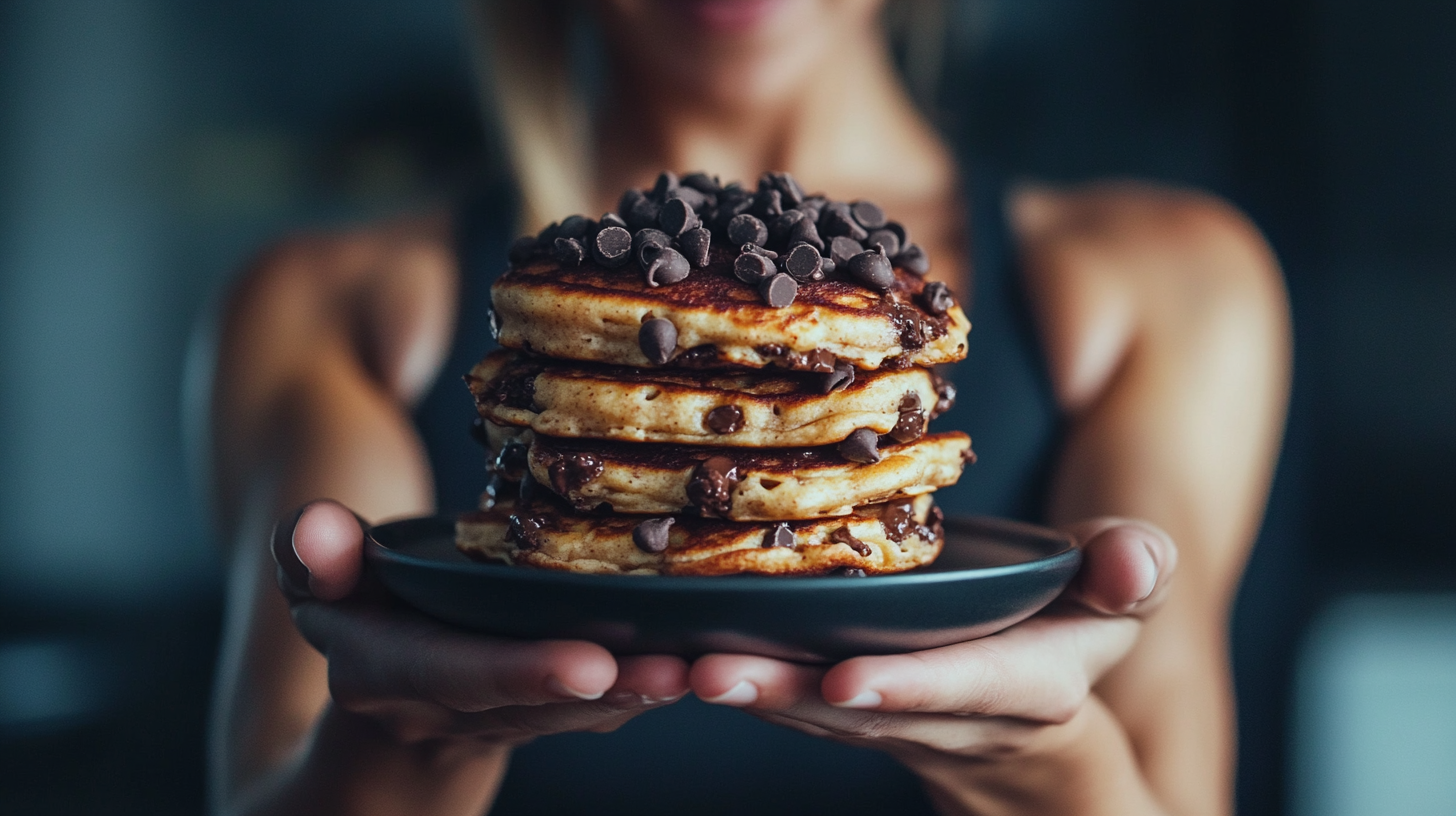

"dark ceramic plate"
[366,515,1080,662]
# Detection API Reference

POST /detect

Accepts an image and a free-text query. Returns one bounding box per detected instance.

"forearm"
[224,704,510,816]
[911,696,1166,816]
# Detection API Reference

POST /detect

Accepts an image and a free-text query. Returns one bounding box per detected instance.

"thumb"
[272,500,366,603]
[1059,518,1178,618]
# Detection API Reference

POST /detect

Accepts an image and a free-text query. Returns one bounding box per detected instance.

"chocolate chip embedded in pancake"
[467,350,949,448]
[454,494,943,576]
[525,432,971,521]
[489,253,968,371]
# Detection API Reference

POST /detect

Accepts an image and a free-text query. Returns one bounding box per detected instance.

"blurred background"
[0,0,1451,813]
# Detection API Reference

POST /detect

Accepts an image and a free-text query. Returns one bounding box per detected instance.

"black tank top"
[414,167,1062,815]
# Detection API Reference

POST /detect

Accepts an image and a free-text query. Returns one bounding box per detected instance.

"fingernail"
[1134,538,1159,603]
[604,690,650,707]
[832,690,883,710]
[701,680,758,706]
[547,676,604,701]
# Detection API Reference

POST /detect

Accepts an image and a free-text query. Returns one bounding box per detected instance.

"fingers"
[1061,518,1178,617]
[298,602,621,710]
[292,500,367,601]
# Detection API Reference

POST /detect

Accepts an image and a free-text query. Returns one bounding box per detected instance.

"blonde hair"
[469,0,947,232]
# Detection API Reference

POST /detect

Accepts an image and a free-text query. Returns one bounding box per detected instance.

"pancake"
[467,350,957,447]
[526,432,972,521]
[490,254,969,371]
[455,494,943,576]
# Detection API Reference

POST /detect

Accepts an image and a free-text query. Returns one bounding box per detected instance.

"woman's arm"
[689,183,1290,816]
[205,220,688,816]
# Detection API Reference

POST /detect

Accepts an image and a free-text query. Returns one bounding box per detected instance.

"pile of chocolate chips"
[507,171,934,309]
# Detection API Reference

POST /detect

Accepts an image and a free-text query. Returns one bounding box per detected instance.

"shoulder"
[218,212,458,405]
[1006,181,1289,413]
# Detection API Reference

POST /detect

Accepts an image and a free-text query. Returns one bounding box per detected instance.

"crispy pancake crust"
[455,495,942,576]
[527,432,971,520]
[468,350,950,447]
[490,254,969,371]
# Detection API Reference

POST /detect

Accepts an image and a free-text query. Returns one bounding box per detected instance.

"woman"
[206,1,1289,814]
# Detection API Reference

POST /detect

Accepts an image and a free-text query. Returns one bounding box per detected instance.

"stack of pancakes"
[457,172,973,576]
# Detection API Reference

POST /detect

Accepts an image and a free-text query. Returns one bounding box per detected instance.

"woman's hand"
[275,500,690,750]
[688,519,1177,816]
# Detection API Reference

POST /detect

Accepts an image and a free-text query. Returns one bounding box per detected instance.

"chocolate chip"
[889,391,926,442]
[850,200,886,229]
[768,172,805,207]
[551,236,585,266]
[820,361,856,393]
[846,248,894,291]
[742,243,778,259]
[681,172,721,194]
[866,228,900,258]
[783,243,823,281]
[599,211,628,230]
[645,246,691,287]
[639,317,678,364]
[962,447,978,465]
[508,512,547,550]
[618,188,645,218]
[713,190,754,230]
[768,209,806,247]
[687,455,740,517]
[760,272,798,308]
[651,171,678,200]
[884,220,910,247]
[509,235,538,265]
[558,215,591,240]
[666,185,708,212]
[632,517,675,553]
[591,225,633,268]
[658,197,700,236]
[838,428,881,463]
[920,281,954,315]
[832,567,868,577]
[830,526,872,556]
[752,187,783,219]
[819,203,868,241]
[727,213,768,246]
[634,228,671,269]
[788,217,824,252]
[494,441,530,480]
[895,243,930,275]
[933,377,957,415]
[705,405,744,434]
[763,522,794,549]
[828,235,863,268]
[882,500,917,542]
[627,196,661,231]
[537,221,560,245]
[733,251,777,284]
[470,415,488,447]
[541,450,604,494]
[820,256,837,276]
[678,227,711,267]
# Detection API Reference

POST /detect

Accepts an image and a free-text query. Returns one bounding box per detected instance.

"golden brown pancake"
[455,494,943,576]
[467,350,956,448]
[489,254,969,371]
[526,432,972,521]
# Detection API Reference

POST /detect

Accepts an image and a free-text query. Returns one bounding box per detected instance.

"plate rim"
[366,514,1080,593]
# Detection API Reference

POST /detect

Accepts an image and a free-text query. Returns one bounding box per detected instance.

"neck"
[592,29,955,212]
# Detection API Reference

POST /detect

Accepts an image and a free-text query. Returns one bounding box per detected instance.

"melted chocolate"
[484,362,542,409]
[756,344,837,373]
[686,455,740,517]
[705,405,745,434]
[829,526,872,556]
[881,500,918,542]
[534,447,605,495]
[507,512,548,550]
[888,391,927,443]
